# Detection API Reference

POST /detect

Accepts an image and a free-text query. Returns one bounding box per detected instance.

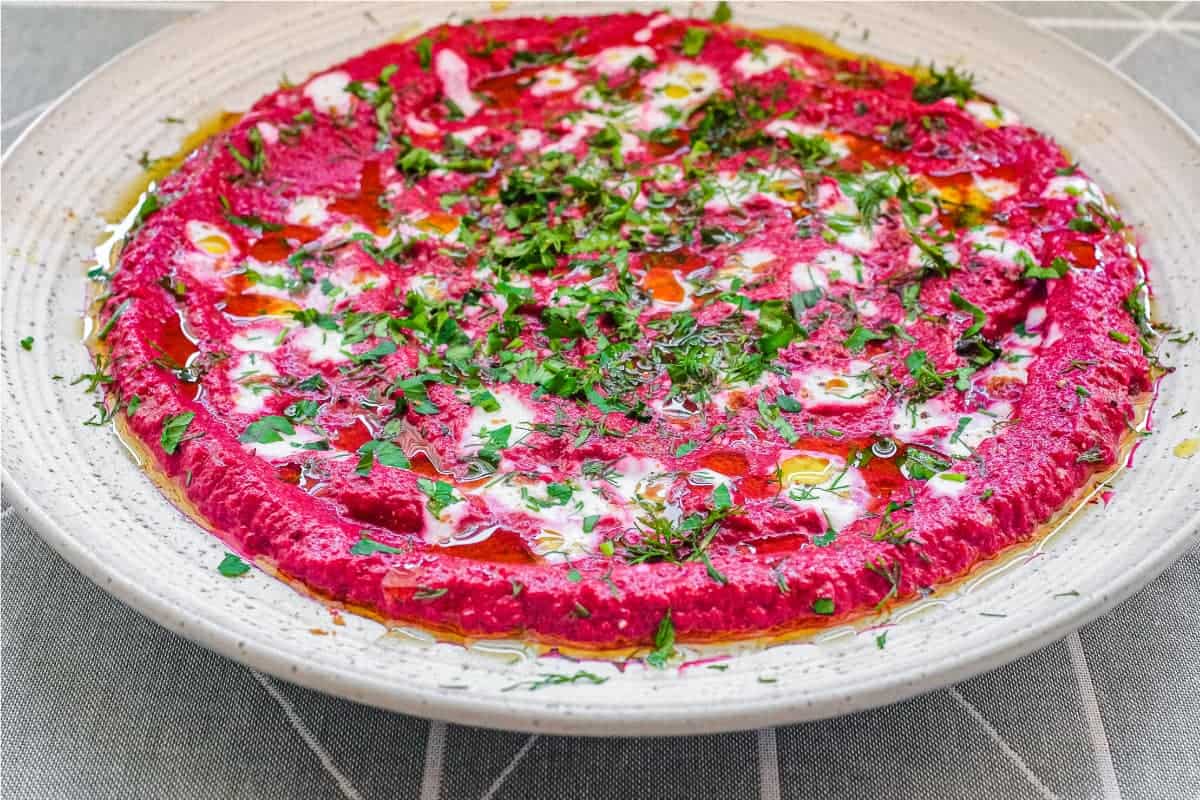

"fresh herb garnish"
[912,64,976,105]
[239,415,294,445]
[350,533,403,556]
[417,478,460,516]
[217,553,250,577]
[811,597,836,616]
[645,610,677,668]
[355,440,411,475]
[502,671,608,692]
[226,125,267,178]
[160,411,196,454]
[681,28,711,57]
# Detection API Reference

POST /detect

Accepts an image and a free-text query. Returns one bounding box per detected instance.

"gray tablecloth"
[3,3,1199,798]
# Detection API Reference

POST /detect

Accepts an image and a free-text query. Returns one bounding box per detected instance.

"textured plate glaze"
[3,2,1198,736]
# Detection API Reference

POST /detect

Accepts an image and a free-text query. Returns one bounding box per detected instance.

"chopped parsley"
[681,28,711,57]
[417,478,460,516]
[217,553,250,577]
[160,411,196,455]
[1021,255,1071,281]
[350,533,403,556]
[502,671,608,692]
[811,597,836,616]
[912,64,976,104]
[355,440,411,475]
[645,610,677,668]
[239,415,294,444]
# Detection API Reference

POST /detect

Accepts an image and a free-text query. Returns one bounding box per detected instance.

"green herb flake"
[902,446,951,480]
[949,290,987,337]
[775,395,803,413]
[350,533,403,556]
[416,37,433,70]
[217,553,250,577]
[239,415,295,445]
[675,440,699,457]
[645,610,677,669]
[844,325,890,353]
[355,440,411,476]
[912,64,976,105]
[417,477,460,517]
[1022,255,1071,281]
[711,483,732,510]
[502,670,608,692]
[811,597,836,616]
[19,336,33,351]
[160,411,196,455]
[681,28,711,57]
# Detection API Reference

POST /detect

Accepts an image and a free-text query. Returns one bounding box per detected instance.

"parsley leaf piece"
[912,64,976,105]
[417,478,460,516]
[712,1,732,23]
[225,125,267,177]
[19,336,33,351]
[416,37,433,70]
[949,290,987,337]
[792,288,824,314]
[776,395,803,413]
[217,553,250,577]
[353,338,397,364]
[711,483,732,510]
[811,597,836,616]
[681,27,711,57]
[645,610,677,669]
[902,446,951,480]
[756,394,799,444]
[844,325,890,353]
[296,373,327,392]
[1022,255,1071,280]
[675,440,699,457]
[160,411,196,455]
[218,194,283,234]
[903,349,946,402]
[350,533,404,556]
[812,528,838,547]
[132,191,161,229]
[239,415,295,445]
[355,440,411,476]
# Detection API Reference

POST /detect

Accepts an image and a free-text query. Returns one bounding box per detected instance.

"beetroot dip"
[92,11,1154,652]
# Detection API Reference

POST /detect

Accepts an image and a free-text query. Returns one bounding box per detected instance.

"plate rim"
[3,1,1198,736]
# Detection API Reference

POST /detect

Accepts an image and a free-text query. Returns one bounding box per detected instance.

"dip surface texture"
[98,12,1153,648]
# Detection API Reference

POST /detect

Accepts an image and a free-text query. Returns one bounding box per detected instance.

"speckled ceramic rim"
[3,2,1198,736]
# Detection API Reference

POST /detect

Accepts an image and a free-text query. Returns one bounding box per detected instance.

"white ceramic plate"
[3,2,1198,736]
